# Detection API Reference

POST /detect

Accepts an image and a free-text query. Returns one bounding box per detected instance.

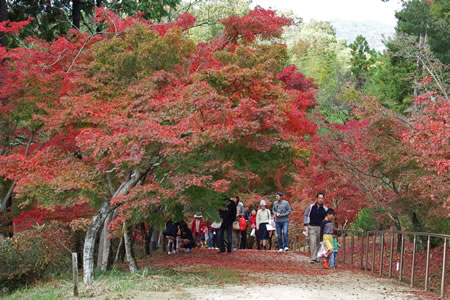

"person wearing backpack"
[272,192,291,252]
[303,192,328,263]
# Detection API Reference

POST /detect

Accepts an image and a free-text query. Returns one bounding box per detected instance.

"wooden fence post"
[72,252,79,297]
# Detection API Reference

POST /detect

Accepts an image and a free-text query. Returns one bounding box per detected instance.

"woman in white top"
[256,199,271,250]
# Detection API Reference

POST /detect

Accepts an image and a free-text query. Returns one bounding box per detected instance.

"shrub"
[0,223,72,294]
[349,207,381,231]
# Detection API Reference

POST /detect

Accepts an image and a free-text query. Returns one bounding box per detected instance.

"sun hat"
[260,199,266,206]
[194,213,203,218]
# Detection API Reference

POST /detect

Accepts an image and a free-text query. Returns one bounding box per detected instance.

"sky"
[251,0,404,26]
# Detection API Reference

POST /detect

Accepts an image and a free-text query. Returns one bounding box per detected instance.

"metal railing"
[289,228,449,298]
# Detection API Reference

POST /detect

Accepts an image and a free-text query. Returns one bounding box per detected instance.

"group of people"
[216,192,291,254]
[163,191,341,269]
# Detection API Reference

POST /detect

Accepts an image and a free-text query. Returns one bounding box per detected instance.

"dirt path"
[185,273,431,300]
[137,249,437,300]
[122,271,432,300]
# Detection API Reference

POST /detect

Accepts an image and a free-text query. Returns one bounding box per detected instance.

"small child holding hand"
[330,229,340,269]
[319,208,335,269]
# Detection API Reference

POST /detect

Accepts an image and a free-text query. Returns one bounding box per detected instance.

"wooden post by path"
[72,252,79,297]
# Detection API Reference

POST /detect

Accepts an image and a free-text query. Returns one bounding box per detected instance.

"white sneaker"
[278,248,284,253]
[284,247,289,252]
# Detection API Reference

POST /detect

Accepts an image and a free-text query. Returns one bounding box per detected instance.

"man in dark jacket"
[218,197,237,254]
[303,192,328,263]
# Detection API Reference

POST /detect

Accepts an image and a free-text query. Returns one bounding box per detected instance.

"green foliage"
[182,186,224,221]
[289,21,352,124]
[117,0,180,20]
[155,142,298,220]
[92,24,195,84]
[349,35,377,89]
[426,215,450,235]
[364,53,414,112]
[5,0,180,44]
[214,44,289,75]
[396,0,450,64]
[349,207,380,231]
[175,0,251,42]
[396,0,432,37]
[6,0,74,43]
[318,102,349,125]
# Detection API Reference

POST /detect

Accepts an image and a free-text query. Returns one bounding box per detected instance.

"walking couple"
[257,192,292,252]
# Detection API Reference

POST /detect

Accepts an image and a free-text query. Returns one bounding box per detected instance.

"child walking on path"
[319,208,335,269]
[330,229,340,269]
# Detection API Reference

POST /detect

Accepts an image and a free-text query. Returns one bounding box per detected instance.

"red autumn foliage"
[290,93,449,227]
[0,7,318,259]
[220,6,292,44]
[276,65,318,92]
[402,94,450,176]
[12,203,94,232]
[0,17,34,34]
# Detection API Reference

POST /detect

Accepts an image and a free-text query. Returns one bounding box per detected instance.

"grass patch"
[187,267,241,284]
[5,281,72,300]
[3,265,242,299]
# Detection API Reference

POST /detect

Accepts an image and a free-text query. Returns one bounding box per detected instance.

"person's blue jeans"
[208,229,214,248]
[330,251,338,268]
[275,221,289,249]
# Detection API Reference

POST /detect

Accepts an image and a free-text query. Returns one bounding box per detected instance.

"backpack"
[239,216,247,231]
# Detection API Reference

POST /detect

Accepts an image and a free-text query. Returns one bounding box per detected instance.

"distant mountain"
[330,19,396,52]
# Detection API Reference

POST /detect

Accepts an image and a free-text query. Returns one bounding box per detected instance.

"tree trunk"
[96,223,105,268]
[393,217,402,252]
[114,236,125,264]
[0,0,7,47]
[411,212,426,250]
[140,223,150,255]
[83,199,116,283]
[159,230,166,253]
[95,0,102,33]
[151,228,158,251]
[97,209,115,271]
[72,0,80,29]
[0,182,14,213]
[123,221,138,273]
[83,169,145,283]
[1,181,14,237]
